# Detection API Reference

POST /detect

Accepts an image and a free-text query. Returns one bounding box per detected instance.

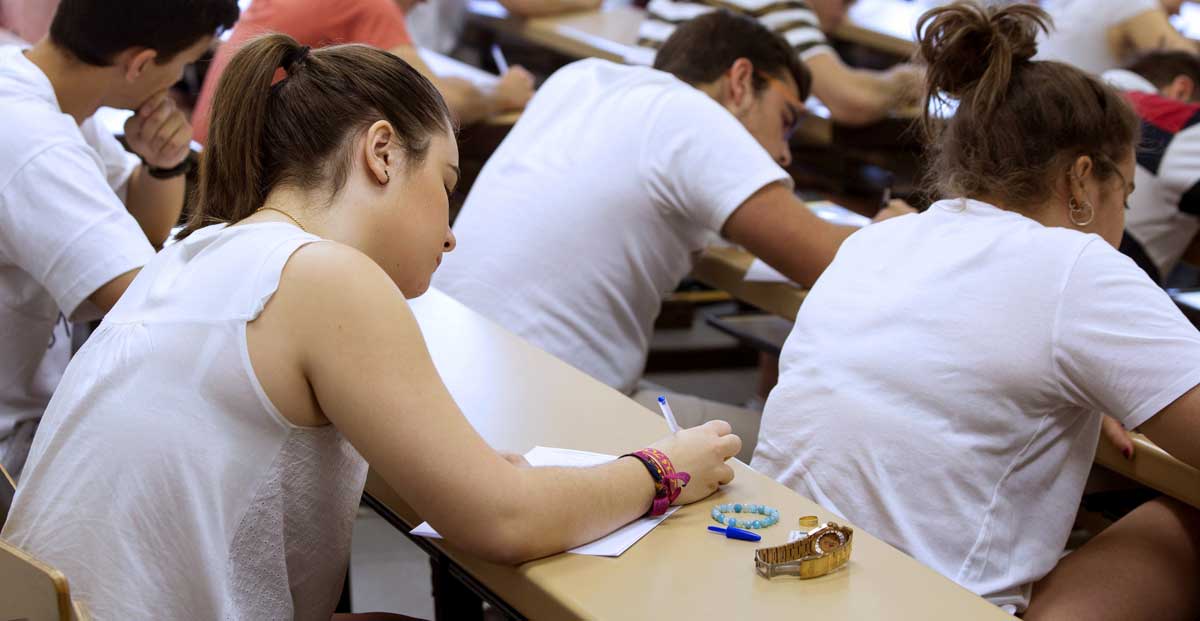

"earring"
[1068,198,1095,227]
[383,169,390,184]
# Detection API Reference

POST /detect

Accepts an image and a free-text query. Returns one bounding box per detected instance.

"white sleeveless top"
[2,223,369,621]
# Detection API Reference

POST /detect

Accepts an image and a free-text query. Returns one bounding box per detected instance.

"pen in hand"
[657,395,681,433]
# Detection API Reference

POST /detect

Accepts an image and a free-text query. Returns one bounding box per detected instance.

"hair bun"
[916,1,1050,101]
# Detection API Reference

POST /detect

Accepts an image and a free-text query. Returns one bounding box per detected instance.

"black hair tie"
[283,45,311,72]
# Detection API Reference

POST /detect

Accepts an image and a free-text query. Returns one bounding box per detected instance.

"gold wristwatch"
[754,521,853,579]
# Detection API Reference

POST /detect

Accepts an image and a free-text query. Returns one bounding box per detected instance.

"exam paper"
[807,201,872,228]
[409,446,679,557]
[743,259,795,285]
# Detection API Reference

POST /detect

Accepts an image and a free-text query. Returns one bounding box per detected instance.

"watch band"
[754,522,854,579]
[145,152,196,180]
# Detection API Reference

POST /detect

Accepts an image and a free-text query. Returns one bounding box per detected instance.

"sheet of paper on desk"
[743,259,796,285]
[807,200,871,228]
[409,446,679,557]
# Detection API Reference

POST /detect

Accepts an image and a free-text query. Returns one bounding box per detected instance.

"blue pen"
[707,525,761,542]
[657,396,681,433]
[490,44,509,75]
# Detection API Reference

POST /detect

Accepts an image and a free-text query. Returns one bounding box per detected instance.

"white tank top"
[2,223,369,620]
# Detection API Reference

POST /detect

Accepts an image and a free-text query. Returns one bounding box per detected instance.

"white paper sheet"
[807,200,872,228]
[743,259,795,284]
[409,446,679,557]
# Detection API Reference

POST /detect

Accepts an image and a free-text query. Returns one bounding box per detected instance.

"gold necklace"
[256,207,307,232]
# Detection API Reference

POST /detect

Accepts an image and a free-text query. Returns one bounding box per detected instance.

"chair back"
[0,537,90,620]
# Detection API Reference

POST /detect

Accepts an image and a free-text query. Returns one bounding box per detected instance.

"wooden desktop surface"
[364,288,1010,620]
[834,0,928,58]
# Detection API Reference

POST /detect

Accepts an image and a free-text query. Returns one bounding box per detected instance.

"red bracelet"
[623,448,691,516]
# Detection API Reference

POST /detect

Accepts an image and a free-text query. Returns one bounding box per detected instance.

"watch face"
[814,530,847,555]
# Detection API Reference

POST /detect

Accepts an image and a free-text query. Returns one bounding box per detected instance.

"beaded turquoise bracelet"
[711,503,780,529]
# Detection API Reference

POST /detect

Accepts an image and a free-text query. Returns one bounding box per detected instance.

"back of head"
[184,35,451,236]
[1126,50,1200,93]
[50,0,239,66]
[916,1,1139,207]
[653,10,812,100]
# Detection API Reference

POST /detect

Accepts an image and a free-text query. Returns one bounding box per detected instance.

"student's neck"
[974,193,1066,229]
[257,186,357,243]
[25,41,110,124]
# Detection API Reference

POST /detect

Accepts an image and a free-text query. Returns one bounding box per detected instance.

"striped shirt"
[637,0,832,60]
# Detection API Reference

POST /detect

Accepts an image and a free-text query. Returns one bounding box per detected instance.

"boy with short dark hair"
[0,0,239,477]
[435,11,910,459]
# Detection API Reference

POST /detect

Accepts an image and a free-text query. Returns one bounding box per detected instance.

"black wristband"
[145,152,196,180]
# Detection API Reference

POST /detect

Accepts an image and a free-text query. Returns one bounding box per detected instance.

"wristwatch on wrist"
[145,151,196,180]
[755,522,853,579]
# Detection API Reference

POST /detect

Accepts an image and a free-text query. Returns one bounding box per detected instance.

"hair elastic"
[283,45,311,72]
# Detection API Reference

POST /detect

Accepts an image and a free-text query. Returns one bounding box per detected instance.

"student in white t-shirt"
[0,0,239,478]
[433,11,912,460]
[3,35,742,620]
[753,4,1200,618]
[1037,0,1198,75]
[637,0,924,126]
[1103,52,1200,283]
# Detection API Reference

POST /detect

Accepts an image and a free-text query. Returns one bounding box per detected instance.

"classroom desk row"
[463,0,918,146]
[364,289,1010,620]
[691,246,1200,511]
[469,0,923,63]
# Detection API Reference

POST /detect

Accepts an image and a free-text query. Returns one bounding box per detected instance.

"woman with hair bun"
[752,2,1200,618]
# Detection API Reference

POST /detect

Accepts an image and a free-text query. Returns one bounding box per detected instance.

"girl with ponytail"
[2,34,740,619]
[752,2,1200,618]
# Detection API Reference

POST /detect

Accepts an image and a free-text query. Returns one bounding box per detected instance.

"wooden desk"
[691,246,807,321]
[833,0,929,58]
[468,0,644,63]
[1096,433,1200,510]
[465,0,838,144]
[364,288,1008,620]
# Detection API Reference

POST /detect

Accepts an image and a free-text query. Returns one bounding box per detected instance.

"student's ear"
[726,58,756,116]
[122,48,158,83]
[1067,155,1095,205]
[363,120,396,186]
[1163,74,1197,103]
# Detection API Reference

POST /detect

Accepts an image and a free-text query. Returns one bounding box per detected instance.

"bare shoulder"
[271,240,417,339]
[280,241,402,304]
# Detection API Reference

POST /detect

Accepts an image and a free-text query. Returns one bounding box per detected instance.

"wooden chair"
[0,463,90,620]
[0,538,90,620]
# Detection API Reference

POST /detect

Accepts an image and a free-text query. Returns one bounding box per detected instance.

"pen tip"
[658,396,666,403]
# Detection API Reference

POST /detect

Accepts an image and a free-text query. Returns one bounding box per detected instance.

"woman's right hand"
[648,420,741,505]
[495,67,535,111]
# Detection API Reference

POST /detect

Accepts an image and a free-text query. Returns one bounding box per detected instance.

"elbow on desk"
[452,518,545,566]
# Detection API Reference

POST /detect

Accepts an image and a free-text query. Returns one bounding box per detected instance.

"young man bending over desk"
[434,10,911,459]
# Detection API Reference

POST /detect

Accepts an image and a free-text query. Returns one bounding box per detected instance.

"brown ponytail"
[182,34,451,237]
[915,1,1139,209]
